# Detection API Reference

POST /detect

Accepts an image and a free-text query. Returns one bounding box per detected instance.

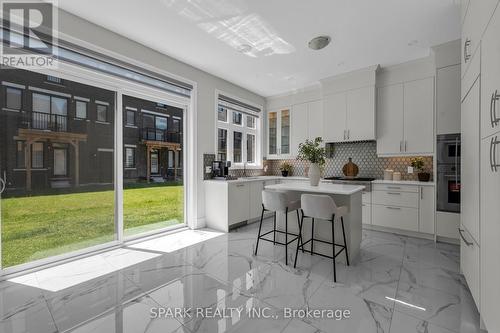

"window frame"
[5,86,23,111]
[124,147,136,169]
[216,93,262,168]
[75,100,88,119]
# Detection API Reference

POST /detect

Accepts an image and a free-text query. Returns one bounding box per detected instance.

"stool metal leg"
[331,214,337,282]
[296,209,304,253]
[341,216,349,266]
[285,207,289,265]
[311,218,315,255]
[294,212,304,268]
[255,205,265,256]
[273,211,277,245]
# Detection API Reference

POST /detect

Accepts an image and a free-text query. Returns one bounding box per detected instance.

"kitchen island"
[264,182,365,263]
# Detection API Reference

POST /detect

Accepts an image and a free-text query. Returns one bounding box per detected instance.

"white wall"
[56,10,265,228]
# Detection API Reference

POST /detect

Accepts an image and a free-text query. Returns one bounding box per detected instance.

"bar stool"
[254,190,303,265]
[294,194,349,282]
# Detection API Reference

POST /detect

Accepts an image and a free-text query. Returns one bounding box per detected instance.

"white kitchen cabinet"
[480,134,500,331]
[267,109,292,159]
[307,100,323,140]
[372,205,419,232]
[377,84,404,155]
[460,225,481,309]
[437,65,461,135]
[419,186,435,234]
[346,86,376,141]
[377,78,434,156]
[323,92,346,142]
[291,103,308,156]
[323,87,375,142]
[362,191,372,225]
[461,0,499,78]
[461,78,480,244]
[481,4,500,139]
[228,183,250,224]
[404,77,435,154]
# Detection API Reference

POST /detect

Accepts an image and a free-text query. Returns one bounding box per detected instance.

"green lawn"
[1,184,183,267]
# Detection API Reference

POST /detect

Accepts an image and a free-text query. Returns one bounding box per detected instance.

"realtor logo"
[1,0,58,69]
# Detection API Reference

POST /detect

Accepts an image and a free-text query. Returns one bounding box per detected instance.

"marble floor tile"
[69,295,188,333]
[306,280,393,333]
[403,243,460,272]
[389,310,457,333]
[0,274,58,333]
[395,279,481,332]
[282,318,324,333]
[43,270,144,332]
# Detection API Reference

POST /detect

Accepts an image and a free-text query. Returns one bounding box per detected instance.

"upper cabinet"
[481,4,500,139]
[267,108,292,159]
[461,0,499,78]
[437,65,461,134]
[377,77,435,156]
[323,86,376,142]
[267,101,323,159]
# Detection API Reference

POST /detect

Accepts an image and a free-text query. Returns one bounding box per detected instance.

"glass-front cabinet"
[267,108,292,159]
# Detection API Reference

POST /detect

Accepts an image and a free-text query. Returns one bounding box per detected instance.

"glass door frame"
[0,58,192,276]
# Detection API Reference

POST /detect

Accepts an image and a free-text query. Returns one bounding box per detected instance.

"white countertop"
[372,179,435,186]
[265,182,365,195]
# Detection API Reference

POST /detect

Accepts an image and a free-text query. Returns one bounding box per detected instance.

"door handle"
[458,228,473,246]
[464,39,471,63]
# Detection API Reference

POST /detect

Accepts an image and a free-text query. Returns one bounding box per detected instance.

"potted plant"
[411,157,430,182]
[297,137,326,186]
[280,162,292,177]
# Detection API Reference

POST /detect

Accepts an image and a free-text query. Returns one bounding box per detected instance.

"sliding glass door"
[122,95,184,238]
[0,68,116,268]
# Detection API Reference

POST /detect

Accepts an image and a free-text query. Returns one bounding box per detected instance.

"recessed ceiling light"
[308,36,331,50]
[237,44,253,53]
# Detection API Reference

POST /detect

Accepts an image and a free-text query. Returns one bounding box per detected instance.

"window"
[31,142,44,169]
[124,147,135,168]
[247,115,255,128]
[97,104,108,122]
[156,116,167,130]
[6,87,22,110]
[232,111,242,125]
[168,150,174,168]
[216,95,261,165]
[233,131,242,163]
[76,101,87,119]
[218,106,227,122]
[172,118,181,133]
[247,134,255,163]
[126,110,135,126]
[16,141,25,168]
[217,128,227,161]
[33,93,50,113]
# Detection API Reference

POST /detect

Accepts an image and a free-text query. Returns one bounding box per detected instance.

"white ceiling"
[57,0,460,97]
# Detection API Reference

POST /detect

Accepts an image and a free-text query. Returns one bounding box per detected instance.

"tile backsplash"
[266,141,433,181]
[204,141,433,181]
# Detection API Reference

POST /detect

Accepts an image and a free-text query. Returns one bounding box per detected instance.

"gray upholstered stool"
[254,190,302,265]
[294,194,349,282]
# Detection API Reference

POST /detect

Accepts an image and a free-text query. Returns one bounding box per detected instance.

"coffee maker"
[212,161,231,179]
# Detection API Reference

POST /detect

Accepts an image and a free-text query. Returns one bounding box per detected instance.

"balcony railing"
[29,111,68,132]
[141,128,181,143]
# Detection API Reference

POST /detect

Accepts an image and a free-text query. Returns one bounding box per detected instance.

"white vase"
[309,163,321,186]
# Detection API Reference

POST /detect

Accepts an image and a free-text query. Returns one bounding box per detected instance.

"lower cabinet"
[371,184,435,234]
[362,191,372,225]
[372,205,419,232]
[460,225,481,308]
[227,183,250,225]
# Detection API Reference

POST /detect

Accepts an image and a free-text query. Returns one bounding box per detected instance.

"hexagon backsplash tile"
[266,141,433,181]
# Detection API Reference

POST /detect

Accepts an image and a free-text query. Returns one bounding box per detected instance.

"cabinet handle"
[464,39,471,63]
[399,141,403,152]
[492,135,500,172]
[387,186,401,189]
[420,187,423,200]
[387,192,401,195]
[347,129,350,140]
[236,184,245,187]
[458,228,473,246]
[386,206,401,210]
[491,90,500,127]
